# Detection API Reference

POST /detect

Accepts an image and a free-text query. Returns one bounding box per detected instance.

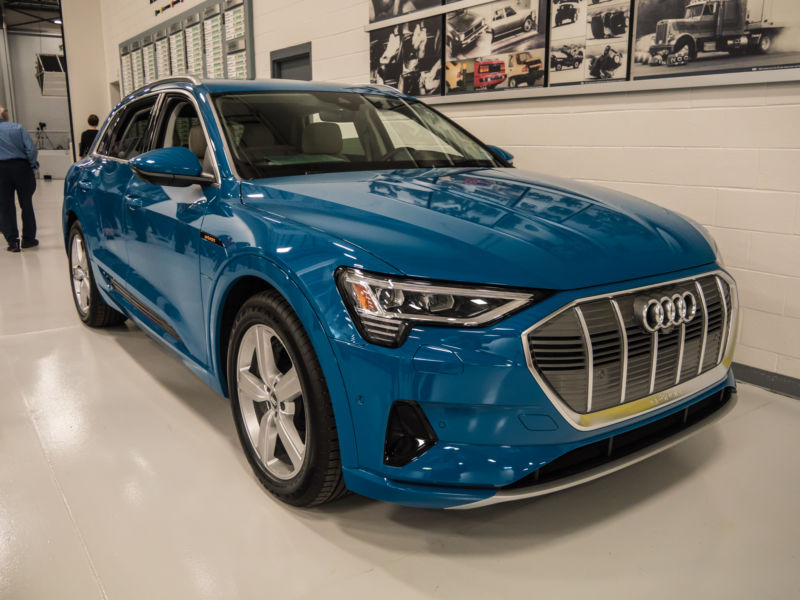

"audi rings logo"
[635,292,698,333]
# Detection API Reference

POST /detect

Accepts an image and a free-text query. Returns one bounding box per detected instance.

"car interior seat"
[188,125,214,174]
[301,122,344,158]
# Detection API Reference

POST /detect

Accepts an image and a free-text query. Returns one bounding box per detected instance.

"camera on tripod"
[34,121,52,149]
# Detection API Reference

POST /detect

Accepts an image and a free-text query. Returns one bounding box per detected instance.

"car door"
[82,96,158,280]
[122,92,219,367]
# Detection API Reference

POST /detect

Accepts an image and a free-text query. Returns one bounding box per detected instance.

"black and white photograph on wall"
[370,16,443,96]
[585,38,628,80]
[550,0,630,84]
[370,0,443,23]
[632,0,800,80]
[587,0,630,42]
[551,0,587,39]
[548,36,586,83]
[446,0,548,61]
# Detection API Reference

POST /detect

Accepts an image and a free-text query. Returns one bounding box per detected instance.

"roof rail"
[353,82,402,94]
[126,75,202,97]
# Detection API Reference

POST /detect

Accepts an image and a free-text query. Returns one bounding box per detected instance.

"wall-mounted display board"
[119,0,254,96]
[366,0,800,103]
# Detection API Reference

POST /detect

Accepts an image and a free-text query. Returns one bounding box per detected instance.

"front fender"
[206,253,361,469]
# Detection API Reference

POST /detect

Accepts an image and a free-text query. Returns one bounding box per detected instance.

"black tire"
[556,62,563,71]
[227,290,346,507]
[758,34,772,54]
[523,17,533,32]
[509,77,518,88]
[67,222,126,328]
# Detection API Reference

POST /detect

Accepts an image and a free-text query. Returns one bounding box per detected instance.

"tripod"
[35,126,54,150]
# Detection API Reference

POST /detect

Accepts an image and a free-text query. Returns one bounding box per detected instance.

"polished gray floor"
[1,181,798,599]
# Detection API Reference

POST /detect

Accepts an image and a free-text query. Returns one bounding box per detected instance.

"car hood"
[448,12,482,30]
[241,168,715,290]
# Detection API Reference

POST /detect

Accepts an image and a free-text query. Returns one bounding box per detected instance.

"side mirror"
[129,147,215,187]
[486,145,514,166]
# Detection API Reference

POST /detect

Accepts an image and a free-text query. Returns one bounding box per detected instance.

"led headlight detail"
[336,267,545,347]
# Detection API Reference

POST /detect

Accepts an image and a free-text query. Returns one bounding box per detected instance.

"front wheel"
[228,290,346,507]
[523,18,533,32]
[68,222,126,327]
[758,34,772,54]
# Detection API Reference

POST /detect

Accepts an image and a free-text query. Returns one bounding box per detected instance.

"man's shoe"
[21,239,39,249]
[6,240,20,253]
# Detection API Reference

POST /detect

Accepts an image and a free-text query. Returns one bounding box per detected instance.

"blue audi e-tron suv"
[63,76,738,509]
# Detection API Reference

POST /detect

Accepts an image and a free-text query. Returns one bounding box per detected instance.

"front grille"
[527,274,733,415]
[655,22,668,45]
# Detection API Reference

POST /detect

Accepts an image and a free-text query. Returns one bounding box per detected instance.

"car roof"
[124,76,407,103]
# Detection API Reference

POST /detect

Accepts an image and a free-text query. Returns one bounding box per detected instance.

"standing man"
[79,114,100,158]
[0,105,38,252]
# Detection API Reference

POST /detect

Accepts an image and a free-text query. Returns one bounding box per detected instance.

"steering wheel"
[380,146,417,162]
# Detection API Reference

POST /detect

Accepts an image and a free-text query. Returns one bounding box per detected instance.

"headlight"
[336,268,548,347]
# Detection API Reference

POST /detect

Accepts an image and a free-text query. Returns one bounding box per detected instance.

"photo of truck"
[588,7,628,39]
[550,45,584,69]
[647,0,799,66]
[554,2,579,27]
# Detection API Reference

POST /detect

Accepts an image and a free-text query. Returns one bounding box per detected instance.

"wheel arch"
[64,209,79,251]
[675,34,697,57]
[208,254,360,468]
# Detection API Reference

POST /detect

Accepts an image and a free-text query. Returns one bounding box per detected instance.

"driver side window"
[155,96,213,174]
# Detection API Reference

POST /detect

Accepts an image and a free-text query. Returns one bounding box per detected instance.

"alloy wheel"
[70,235,91,316]
[236,324,307,480]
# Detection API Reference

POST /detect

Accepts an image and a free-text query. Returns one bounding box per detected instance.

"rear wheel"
[68,222,126,328]
[523,18,533,32]
[509,76,518,88]
[228,290,346,507]
[758,34,772,54]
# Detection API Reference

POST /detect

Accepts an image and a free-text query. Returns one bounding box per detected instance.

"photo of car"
[554,1,579,27]
[63,76,737,510]
[474,57,508,88]
[507,50,544,86]
[446,8,486,57]
[487,1,536,41]
[550,44,584,69]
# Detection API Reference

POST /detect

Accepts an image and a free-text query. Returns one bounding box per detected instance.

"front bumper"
[331,265,738,508]
[649,43,676,56]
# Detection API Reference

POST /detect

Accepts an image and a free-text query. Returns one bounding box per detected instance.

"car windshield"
[212,90,500,179]
[685,4,704,18]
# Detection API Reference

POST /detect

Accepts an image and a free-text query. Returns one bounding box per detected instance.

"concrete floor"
[1,181,799,599]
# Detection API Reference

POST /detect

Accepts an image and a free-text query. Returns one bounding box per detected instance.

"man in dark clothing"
[0,105,38,252]
[79,113,100,158]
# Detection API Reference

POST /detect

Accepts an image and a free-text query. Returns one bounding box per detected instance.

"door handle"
[78,181,92,190]
[125,194,143,208]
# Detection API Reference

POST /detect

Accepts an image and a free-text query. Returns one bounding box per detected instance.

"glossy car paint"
[63,79,735,509]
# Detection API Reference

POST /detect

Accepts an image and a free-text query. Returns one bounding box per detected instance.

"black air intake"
[384,401,437,467]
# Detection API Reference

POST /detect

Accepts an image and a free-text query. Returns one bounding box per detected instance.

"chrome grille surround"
[522,271,738,431]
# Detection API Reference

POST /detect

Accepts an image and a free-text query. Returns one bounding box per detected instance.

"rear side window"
[102,97,158,159]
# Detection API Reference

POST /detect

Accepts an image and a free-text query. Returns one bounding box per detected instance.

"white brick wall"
[86,0,800,378]
[441,83,800,377]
